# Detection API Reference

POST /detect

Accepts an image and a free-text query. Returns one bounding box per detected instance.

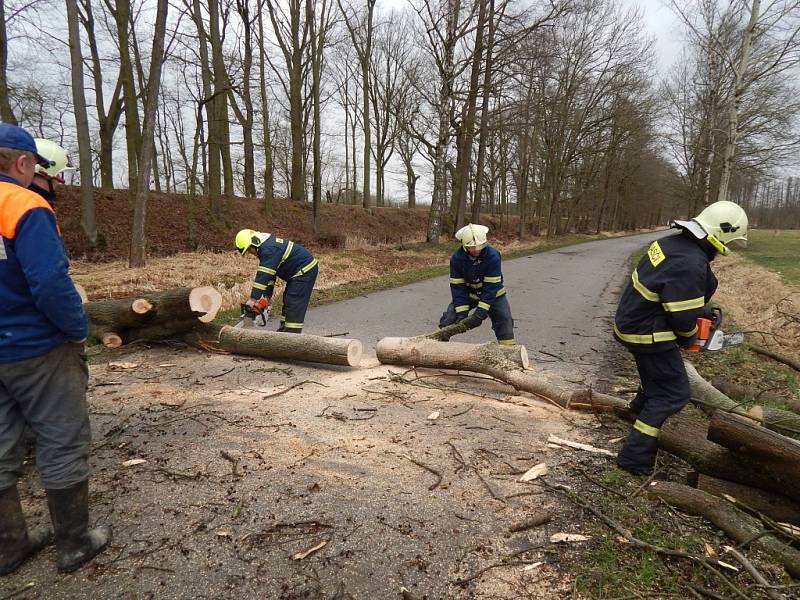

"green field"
[740,229,800,284]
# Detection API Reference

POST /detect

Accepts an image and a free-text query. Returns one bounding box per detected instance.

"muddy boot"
[46,481,111,573]
[0,485,53,575]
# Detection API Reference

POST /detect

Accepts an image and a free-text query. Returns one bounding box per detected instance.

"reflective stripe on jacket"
[251,237,317,300]
[614,232,717,353]
[449,245,507,319]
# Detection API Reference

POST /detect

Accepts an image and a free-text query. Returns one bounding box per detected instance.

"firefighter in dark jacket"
[439,224,515,344]
[613,200,748,475]
[235,229,318,333]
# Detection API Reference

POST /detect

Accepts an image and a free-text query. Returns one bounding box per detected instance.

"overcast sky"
[618,0,684,72]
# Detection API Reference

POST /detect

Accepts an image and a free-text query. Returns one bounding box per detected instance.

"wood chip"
[291,540,327,560]
[519,462,548,482]
[522,561,544,572]
[717,560,740,572]
[158,363,177,368]
[121,458,148,467]
[550,533,591,543]
[704,542,717,557]
[109,361,139,370]
[216,530,232,538]
[427,411,440,420]
[546,435,615,457]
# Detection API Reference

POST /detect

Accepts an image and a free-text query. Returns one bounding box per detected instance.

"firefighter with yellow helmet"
[29,139,74,204]
[613,200,748,475]
[235,230,318,333]
[438,223,515,344]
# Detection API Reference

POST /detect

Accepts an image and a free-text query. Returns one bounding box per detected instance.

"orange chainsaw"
[235,297,270,329]
[685,307,744,352]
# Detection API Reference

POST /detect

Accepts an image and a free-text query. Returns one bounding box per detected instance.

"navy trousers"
[278,265,318,334]
[439,295,515,343]
[617,346,690,475]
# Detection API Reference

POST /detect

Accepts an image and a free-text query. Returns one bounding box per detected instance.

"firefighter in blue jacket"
[235,229,318,333]
[439,223,515,344]
[0,125,111,575]
[613,200,748,475]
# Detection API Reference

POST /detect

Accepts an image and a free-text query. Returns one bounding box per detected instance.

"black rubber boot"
[0,485,53,575]
[616,429,659,476]
[46,480,111,573]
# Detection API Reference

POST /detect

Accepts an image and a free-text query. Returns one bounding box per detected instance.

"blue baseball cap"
[0,123,54,168]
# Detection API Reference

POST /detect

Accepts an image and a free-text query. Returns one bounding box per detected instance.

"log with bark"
[684,360,800,437]
[375,337,585,408]
[187,323,363,367]
[691,473,800,527]
[85,287,222,347]
[648,481,800,579]
[659,414,800,504]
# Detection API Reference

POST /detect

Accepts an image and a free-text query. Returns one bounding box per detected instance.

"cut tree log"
[659,414,800,503]
[648,481,800,579]
[684,360,800,436]
[375,337,584,408]
[708,410,800,464]
[692,473,800,527]
[188,323,363,367]
[85,287,222,347]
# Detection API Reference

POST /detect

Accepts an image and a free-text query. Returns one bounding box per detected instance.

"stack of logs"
[81,287,362,366]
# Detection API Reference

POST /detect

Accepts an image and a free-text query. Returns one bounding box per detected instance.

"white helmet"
[455,223,489,250]
[673,200,748,255]
[33,138,75,182]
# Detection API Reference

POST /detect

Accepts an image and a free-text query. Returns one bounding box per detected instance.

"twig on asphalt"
[401,454,443,491]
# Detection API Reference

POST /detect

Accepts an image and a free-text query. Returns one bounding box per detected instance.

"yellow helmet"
[33,138,75,182]
[455,223,489,249]
[235,229,262,255]
[673,200,748,255]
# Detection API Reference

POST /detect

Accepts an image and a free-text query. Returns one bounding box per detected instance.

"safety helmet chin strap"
[706,234,729,256]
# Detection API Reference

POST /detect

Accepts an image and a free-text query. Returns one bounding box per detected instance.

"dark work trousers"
[439,295,515,343]
[279,265,318,334]
[0,342,91,490]
[617,345,690,475]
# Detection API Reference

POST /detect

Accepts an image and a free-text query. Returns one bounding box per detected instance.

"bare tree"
[130,0,170,268]
[0,1,17,124]
[66,0,97,244]
[337,0,376,208]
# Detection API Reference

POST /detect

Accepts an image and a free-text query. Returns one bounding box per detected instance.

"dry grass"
[71,246,451,311]
[713,253,800,356]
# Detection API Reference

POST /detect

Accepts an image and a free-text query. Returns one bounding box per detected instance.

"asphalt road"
[307,230,671,380]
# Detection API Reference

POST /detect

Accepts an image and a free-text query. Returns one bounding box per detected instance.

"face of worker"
[13,153,37,187]
[465,246,482,257]
[247,247,258,257]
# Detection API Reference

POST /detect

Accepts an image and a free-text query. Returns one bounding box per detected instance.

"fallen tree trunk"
[660,414,800,503]
[648,481,800,579]
[376,337,583,408]
[188,323,363,367]
[692,474,800,527]
[85,287,222,348]
[708,410,800,465]
[684,360,800,436]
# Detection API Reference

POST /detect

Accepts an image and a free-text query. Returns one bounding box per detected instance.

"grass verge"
[739,229,800,284]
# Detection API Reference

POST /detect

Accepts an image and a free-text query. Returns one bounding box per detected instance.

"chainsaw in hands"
[235,297,270,329]
[685,307,745,352]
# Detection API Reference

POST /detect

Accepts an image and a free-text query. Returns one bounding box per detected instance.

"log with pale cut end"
[88,324,122,349]
[648,481,800,579]
[692,473,800,527]
[660,414,800,503]
[684,360,800,436]
[188,323,363,367]
[131,298,154,314]
[375,337,585,408]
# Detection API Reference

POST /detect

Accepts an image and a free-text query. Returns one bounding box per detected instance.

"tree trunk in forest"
[0,2,16,125]
[471,0,495,224]
[66,0,98,245]
[648,481,800,579]
[112,0,141,195]
[187,323,363,367]
[693,473,800,527]
[716,0,760,204]
[257,7,274,215]
[129,0,169,268]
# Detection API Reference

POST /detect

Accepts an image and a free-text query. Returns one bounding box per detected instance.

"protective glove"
[677,334,698,350]
[462,313,484,330]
